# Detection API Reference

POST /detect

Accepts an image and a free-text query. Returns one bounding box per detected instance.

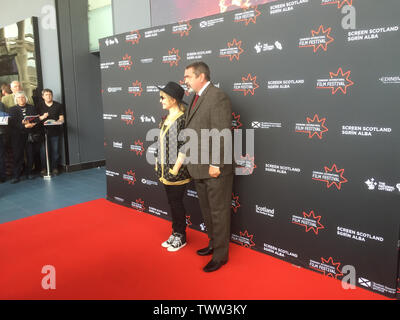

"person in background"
[0,100,8,183]
[155,82,191,252]
[1,81,34,109]
[1,83,12,99]
[39,89,64,176]
[8,92,41,183]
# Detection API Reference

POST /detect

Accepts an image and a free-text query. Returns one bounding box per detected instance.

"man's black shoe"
[197,246,213,256]
[203,259,227,272]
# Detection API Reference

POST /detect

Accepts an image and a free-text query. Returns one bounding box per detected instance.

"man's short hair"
[42,88,53,95]
[185,61,210,81]
[10,81,20,88]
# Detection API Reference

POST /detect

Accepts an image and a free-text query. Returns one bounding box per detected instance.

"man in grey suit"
[183,61,233,272]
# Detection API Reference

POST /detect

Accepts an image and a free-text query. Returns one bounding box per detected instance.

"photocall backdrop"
[100,0,400,298]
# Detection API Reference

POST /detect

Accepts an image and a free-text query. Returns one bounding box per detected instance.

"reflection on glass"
[0,17,40,99]
[88,0,113,52]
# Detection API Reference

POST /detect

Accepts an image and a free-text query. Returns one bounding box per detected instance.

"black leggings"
[163,183,188,235]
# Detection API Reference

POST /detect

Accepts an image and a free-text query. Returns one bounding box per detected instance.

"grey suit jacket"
[184,83,233,179]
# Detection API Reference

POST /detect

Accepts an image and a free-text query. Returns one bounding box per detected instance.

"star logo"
[126,30,141,45]
[124,170,136,185]
[122,109,135,125]
[306,115,328,139]
[299,25,334,53]
[293,210,325,235]
[134,198,145,212]
[131,140,144,156]
[317,67,354,95]
[172,21,192,37]
[329,68,354,94]
[321,257,343,279]
[236,154,257,175]
[296,114,328,139]
[239,230,255,248]
[129,80,143,96]
[313,164,348,190]
[232,112,243,130]
[234,74,259,96]
[235,6,261,25]
[221,38,244,61]
[119,54,133,71]
[322,0,353,9]
[231,193,241,213]
[163,48,181,67]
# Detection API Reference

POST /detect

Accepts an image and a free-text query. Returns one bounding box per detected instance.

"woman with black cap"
[156,81,191,252]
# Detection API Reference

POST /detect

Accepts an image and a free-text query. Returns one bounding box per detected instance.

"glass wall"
[88,0,113,52]
[0,17,41,99]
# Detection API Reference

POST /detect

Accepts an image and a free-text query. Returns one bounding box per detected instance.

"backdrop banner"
[100,0,400,298]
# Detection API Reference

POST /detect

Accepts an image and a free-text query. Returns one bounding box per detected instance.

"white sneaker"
[167,233,187,252]
[161,234,176,248]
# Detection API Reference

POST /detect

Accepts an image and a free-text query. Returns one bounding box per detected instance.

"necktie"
[191,94,199,110]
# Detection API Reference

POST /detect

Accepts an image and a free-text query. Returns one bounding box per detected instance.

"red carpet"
[0,199,389,300]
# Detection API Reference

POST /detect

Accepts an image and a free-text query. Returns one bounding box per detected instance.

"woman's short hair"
[14,91,27,104]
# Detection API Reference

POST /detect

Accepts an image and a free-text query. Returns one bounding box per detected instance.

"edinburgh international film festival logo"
[172,21,192,37]
[132,198,146,212]
[299,25,334,53]
[232,112,243,130]
[233,74,259,96]
[121,109,135,125]
[312,164,348,190]
[125,30,141,45]
[162,48,181,67]
[233,5,261,26]
[118,54,133,71]
[123,170,136,186]
[231,230,256,248]
[128,81,143,96]
[295,114,328,139]
[317,67,354,95]
[130,140,145,156]
[220,38,244,62]
[321,0,353,9]
[309,257,344,279]
[231,192,241,213]
[236,154,257,176]
[292,210,325,235]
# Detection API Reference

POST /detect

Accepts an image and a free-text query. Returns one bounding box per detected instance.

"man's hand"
[40,113,49,121]
[209,165,221,178]
[24,122,35,128]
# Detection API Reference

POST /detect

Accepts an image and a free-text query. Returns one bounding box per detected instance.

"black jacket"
[0,101,8,135]
[8,104,42,137]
